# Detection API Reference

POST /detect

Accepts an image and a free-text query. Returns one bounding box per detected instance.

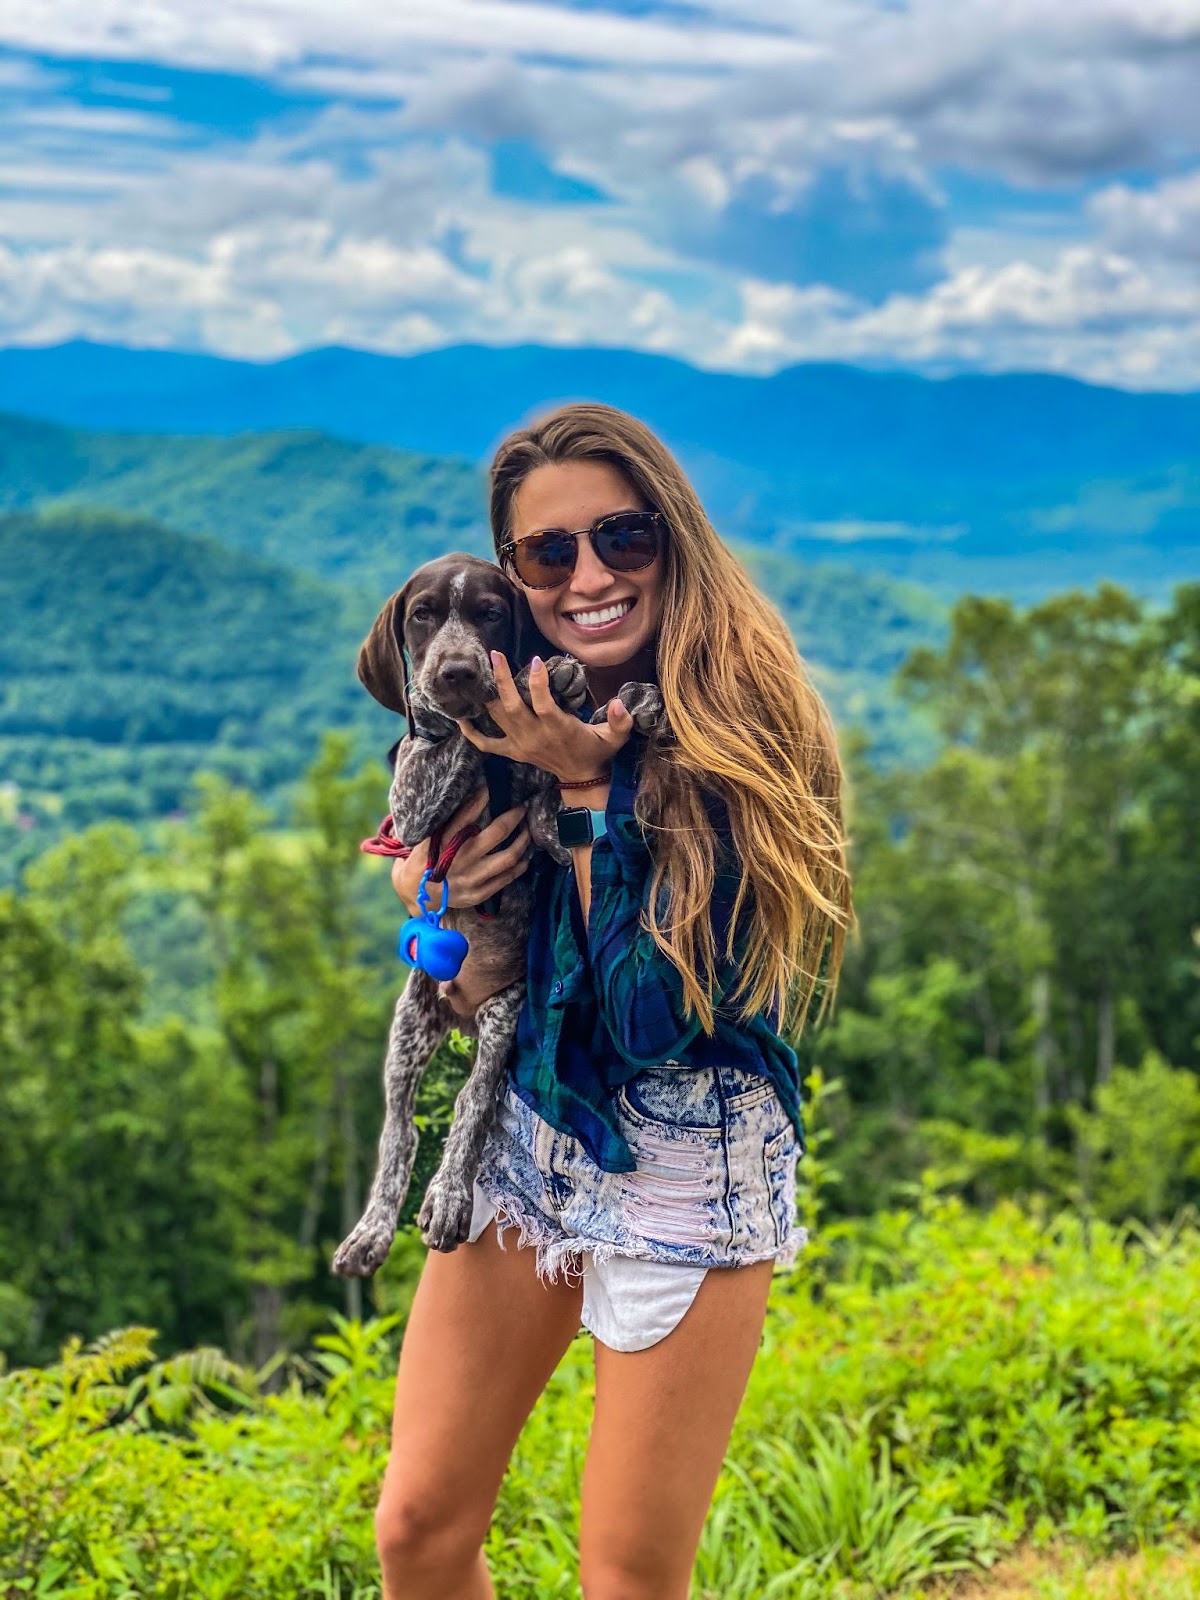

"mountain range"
[2,340,1196,602]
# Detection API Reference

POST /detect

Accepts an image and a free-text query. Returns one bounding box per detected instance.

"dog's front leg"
[417,979,525,1252]
[390,734,484,847]
[332,969,449,1277]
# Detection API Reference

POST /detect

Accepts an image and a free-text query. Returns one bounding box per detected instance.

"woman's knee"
[375,1469,484,1587]
[579,1547,690,1600]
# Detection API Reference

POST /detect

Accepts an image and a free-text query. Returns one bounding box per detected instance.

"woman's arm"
[562,776,612,920]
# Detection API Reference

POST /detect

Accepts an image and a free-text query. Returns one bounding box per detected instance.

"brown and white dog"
[333,553,662,1270]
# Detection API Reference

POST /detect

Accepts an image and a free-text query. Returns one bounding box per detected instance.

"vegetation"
[811,583,1200,1219]
[0,410,490,584]
[3,1174,1199,1596]
[1,583,1194,1372]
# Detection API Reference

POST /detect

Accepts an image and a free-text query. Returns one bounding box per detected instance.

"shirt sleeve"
[584,741,747,1068]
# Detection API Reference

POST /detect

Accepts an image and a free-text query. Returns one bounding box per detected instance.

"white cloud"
[1091,169,1200,262]
[716,244,1200,386]
[0,1,1199,383]
[0,0,823,75]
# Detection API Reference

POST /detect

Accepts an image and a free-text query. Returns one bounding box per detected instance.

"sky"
[0,1,1199,388]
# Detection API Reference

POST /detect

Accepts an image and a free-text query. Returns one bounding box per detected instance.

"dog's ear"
[357,585,412,717]
[508,579,554,666]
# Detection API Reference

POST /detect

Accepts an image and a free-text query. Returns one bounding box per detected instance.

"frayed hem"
[476,1186,589,1287]
[772,1224,810,1273]
[472,1177,811,1282]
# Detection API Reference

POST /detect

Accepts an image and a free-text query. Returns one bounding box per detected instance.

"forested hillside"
[0,492,948,883]
[0,411,489,584]
[0,506,370,883]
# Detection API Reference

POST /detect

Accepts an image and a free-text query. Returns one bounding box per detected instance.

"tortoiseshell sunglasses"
[498,509,666,590]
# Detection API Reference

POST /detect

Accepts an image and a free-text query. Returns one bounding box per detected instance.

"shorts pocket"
[718,1067,777,1114]
[617,1067,724,1134]
[762,1126,800,1250]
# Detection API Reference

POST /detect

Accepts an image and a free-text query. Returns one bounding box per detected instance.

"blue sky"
[1,1,1199,388]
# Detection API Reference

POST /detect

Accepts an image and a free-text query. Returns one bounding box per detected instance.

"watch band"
[556,806,609,849]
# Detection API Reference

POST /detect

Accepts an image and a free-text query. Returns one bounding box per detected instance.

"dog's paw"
[418,1176,475,1253]
[332,1212,396,1278]
[547,655,588,711]
[513,655,588,713]
[589,681,665,735]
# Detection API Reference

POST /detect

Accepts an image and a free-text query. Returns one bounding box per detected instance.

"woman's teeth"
[566,599,635,630]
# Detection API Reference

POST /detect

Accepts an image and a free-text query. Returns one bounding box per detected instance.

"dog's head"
[357,554,547,731]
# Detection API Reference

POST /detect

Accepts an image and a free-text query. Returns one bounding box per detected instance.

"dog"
[332,553,664,1273]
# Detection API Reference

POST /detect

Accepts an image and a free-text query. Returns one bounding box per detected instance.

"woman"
[381,403,851,1600]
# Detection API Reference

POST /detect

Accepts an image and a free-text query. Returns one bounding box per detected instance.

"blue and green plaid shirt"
[506,716,807,1174]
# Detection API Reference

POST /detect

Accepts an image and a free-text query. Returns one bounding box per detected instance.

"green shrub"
[3,1193,1199,1598]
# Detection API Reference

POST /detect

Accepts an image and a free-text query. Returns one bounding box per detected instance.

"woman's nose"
[569,534,616,593]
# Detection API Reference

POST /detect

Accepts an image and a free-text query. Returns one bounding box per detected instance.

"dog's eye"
[477,605,505,624]
[410,604,434,624]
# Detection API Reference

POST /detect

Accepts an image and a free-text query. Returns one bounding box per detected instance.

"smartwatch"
[556,806,609,849]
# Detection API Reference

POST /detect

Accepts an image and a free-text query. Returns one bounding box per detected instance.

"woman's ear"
[357,585,411,715]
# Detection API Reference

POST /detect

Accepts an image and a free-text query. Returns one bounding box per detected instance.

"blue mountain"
[1,340,1196,599]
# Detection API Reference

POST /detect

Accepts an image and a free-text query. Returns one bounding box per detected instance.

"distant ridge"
[0,409,488,585]
[1,340,1196,600]
[3,339,1198,473]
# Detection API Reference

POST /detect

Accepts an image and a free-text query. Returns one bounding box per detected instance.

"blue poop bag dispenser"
[397,868,469,980]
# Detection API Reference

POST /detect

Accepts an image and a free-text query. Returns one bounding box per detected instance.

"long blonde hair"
[490,402,852,1039]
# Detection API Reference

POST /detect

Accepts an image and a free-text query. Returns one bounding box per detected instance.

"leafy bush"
[4,1187,1199,1599]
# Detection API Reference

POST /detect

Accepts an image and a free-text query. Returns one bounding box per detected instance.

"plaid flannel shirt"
[506,708,808,1174]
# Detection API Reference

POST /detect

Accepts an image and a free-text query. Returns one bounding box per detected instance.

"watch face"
[556,808,593,848]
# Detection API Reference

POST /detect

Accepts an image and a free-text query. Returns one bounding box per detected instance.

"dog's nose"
[436,659,482,690]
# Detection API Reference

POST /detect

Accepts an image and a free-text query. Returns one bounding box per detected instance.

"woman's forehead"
[512,459,643,533]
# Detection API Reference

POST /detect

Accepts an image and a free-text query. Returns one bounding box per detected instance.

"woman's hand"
[390,786,533,914]
[457,652,634,782]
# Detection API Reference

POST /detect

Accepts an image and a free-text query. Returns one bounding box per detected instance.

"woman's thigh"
[379,1221,584,1549]
[578,1257,774,1599]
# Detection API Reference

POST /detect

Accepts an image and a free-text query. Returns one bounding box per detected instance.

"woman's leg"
[577,1259,774,1600]
[376,1223,584,1600]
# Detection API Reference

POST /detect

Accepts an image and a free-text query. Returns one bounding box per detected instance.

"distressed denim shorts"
[467,1064,807,1352]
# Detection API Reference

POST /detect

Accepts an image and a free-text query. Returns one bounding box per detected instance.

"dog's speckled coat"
[332,554,663,1274]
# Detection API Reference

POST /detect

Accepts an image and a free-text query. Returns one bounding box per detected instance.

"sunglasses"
[498,509,666,591]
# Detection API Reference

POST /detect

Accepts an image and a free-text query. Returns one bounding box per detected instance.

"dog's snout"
[436,659,483,690]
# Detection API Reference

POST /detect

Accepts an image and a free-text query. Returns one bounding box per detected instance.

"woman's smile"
[562,596,637,636]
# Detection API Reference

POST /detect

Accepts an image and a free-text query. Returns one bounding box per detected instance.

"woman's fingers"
[488,650,529,718]
[525,655,559,717]
[447,784,489,830]
[470,848,534,902]
[471,801,527,851]
[448,826,532,906]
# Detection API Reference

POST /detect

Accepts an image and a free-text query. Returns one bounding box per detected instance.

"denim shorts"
[467,1064,807,1351]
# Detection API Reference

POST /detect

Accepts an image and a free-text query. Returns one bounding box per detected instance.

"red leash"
[360,815,497,917]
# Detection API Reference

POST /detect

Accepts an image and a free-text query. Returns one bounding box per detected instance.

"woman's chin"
[546,629,652,666]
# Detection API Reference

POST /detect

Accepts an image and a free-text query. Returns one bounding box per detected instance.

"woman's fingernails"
[531,654,543,670]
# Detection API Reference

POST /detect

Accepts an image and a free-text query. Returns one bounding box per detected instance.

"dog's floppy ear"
[507,578,554,666]
[357,584,412,718]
